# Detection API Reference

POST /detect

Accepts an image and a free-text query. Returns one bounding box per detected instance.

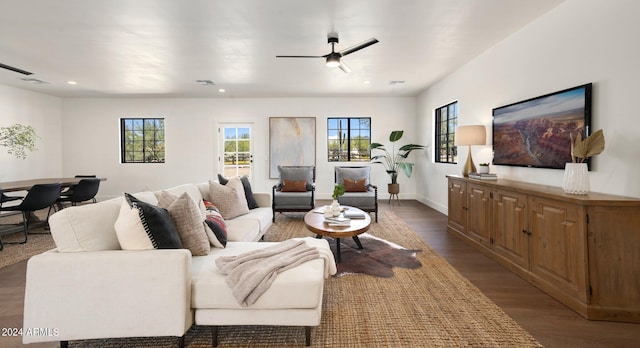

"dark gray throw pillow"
[124,193,183,249]
[217,174,259,209]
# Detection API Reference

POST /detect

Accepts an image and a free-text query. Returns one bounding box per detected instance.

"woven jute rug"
[0,210,55,269]
[67,210,542,347]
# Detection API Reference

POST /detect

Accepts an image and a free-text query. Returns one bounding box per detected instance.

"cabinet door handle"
[522,229,531,235]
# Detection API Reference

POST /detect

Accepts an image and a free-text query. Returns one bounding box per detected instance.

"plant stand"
[388,184,400,205]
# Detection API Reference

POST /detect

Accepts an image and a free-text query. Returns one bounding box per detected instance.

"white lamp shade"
[455,125,486,146]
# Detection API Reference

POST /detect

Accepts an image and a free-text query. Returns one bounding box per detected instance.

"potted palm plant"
[370,130,425,195]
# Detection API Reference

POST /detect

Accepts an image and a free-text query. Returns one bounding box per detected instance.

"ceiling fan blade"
[338,61,351,73]
[339,38,379,56]
[275,55,324,58]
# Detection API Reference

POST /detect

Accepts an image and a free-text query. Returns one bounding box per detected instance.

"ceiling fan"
[276,33,379,73]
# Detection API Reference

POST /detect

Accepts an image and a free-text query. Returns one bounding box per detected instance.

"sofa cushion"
[191,242,325,309]
[158,191,210,256]
[231,207,272,237]
[49,198,123,252]
[224,219,261,242]
[114,194,183,250]
[208,178,249,219]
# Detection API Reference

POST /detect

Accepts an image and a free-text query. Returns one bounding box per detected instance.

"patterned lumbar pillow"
[203,199,227,248]
[157,191,210,256]
[208,177,249,219]
[114,193,183,250]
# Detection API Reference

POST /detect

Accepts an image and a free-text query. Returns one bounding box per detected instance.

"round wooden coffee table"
[303,206,371,262]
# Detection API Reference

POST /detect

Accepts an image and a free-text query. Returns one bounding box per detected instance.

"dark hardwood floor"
[1,200,639,347]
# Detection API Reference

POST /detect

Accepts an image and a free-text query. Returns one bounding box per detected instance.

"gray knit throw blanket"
[216,239,320,306]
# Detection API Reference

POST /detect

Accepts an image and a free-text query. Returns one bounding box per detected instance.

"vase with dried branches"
[0,124,38,159]
[563,129,605,194]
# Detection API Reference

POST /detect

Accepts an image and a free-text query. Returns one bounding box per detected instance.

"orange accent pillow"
[343,178,367,192]
[282,179,307,192]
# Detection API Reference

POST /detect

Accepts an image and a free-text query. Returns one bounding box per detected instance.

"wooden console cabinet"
[447,175,640,323]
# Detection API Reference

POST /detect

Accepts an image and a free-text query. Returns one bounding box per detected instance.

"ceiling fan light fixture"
[326,54,340,68]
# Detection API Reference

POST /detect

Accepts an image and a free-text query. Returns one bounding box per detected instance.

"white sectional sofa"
[22,181,336,347]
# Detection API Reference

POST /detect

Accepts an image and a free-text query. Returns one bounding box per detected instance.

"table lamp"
[455,125,486,177]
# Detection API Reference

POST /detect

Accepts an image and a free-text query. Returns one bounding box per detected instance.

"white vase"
[331,200,341,217]
[563,163,589,194]
[323,205,333,218]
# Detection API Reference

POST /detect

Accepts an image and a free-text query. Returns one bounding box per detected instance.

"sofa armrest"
[253,192,272,208]
[23,249,193,343]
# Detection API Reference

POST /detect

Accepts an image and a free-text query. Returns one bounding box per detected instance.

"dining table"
[0,177,106,193]
[0,177,107,236]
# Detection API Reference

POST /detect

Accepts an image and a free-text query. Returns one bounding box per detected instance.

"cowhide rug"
[328,233,422,278]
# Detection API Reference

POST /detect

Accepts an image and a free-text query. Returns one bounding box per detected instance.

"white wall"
[0,84,62,182]
[415,0,640,213]
[61,97,416,199]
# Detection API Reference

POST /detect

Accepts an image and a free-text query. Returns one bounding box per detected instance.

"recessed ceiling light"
[67,81,77,85]
[196,79,215,85]
[218,88,226,93]
[363,80,371,84]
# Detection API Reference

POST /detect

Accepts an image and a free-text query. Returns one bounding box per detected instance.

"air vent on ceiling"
[389,80,406,85]
[0,62,33,75]
[19,77,50,84]
[196,80,215,85]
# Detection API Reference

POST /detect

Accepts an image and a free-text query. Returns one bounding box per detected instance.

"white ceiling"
[0,0,564,98]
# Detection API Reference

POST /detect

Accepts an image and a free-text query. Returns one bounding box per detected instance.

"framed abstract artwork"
[269,117,316,178]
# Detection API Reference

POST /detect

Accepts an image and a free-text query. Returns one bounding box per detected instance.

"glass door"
[220,124,253,179]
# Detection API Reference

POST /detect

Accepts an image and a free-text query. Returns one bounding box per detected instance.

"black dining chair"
[55,178,101,209]
[0,187,24,251]
[59,175,98,203]
[1,187,23,206]
[0,183,61,247]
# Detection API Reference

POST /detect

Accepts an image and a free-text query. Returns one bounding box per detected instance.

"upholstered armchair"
[335,166,378,222]
[272,165,316,222]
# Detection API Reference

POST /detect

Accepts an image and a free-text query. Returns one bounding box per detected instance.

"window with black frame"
[435,102,458,164]
[120,118,165,163]
[327,117,371,162]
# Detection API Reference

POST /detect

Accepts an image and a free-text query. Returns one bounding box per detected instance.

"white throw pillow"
[208,177,249,219]
[114,200,154,250]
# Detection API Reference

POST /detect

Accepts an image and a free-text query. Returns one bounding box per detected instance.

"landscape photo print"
[492,83,592,169]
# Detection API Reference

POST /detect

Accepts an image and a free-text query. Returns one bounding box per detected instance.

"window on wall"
[435,102,458,164]
[327,117,371,162]
[120,118,165,163]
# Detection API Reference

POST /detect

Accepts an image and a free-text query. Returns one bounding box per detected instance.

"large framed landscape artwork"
[269,117,316,178]
[492,83,592,169]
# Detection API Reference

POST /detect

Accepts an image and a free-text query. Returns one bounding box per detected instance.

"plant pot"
[478,166,490,174]
[388,183,400,194]
[563,163,589,194]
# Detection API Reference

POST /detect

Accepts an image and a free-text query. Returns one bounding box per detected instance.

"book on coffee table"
[343,210,366,219]
[324,216,351,226]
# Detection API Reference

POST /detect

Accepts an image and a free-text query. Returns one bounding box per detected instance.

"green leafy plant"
[479,163,489,166]
[370,130,425,184]
[570,129,605,163]
[332,184,345,200]
[0,124,38,159]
